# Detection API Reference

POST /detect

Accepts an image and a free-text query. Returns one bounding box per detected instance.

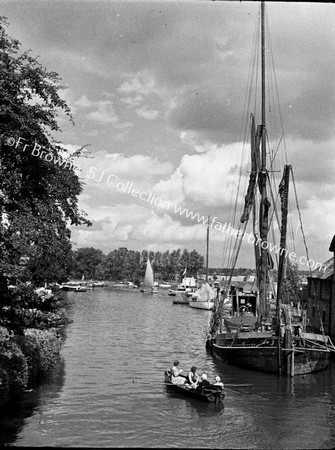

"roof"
[329,235,335,252]
[308,257,333,280]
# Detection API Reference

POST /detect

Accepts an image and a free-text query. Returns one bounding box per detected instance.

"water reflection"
[0,357,65,446]
[0,288,334,448]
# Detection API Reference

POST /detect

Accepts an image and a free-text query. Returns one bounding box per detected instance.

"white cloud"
[136,107,159,120]
[86,101,118,124]
[120,95,144,108]
[137,213,207,242]
[75,95,95,108]
[118,71,160,96]
[102,153,172,178]
[153,140,246,208]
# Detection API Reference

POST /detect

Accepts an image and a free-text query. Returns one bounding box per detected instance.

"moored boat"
[75,285,86,292]
[189,298,214,311]
[60,282,80,291]
[92,281,105,287]
[159,282,172,289]
[189,219,215,311]
[206,1,335,376]
[173,291,192,305]
[168,276,197,297]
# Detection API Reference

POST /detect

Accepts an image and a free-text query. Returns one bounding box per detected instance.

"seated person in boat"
[196,373,211,391]
[171,360,187,385]
[187,366,200,388]
[213,376,224,387]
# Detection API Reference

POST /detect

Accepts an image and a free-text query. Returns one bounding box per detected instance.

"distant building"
[306,236,335,341]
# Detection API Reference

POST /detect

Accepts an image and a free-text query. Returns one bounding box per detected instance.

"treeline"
[70,247,205,283]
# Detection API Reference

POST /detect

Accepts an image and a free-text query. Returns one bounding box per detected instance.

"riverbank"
[1,288,334,448]
[0,286,70,405]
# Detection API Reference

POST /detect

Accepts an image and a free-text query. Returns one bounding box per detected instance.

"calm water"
[0,287,335,448]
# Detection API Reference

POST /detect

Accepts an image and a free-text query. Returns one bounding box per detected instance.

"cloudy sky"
[2,0,334,270]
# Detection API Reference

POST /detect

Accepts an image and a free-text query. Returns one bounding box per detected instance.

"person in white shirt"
[170,360,186,385]
[213,376,224,387]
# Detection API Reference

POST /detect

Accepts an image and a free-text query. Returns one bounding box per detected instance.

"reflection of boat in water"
[164,371,224,404]
[206,2,334,376]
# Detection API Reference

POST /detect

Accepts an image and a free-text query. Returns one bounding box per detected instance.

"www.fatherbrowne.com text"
[7,135,326,274]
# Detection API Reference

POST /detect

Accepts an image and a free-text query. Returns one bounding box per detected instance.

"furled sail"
[240,115,261,223]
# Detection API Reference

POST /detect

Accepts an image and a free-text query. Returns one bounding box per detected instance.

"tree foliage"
[0,16,91,288]
[70,247,205,282]
[71,247,106,280]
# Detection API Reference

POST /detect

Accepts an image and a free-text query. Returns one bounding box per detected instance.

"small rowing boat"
[164,370,224,403]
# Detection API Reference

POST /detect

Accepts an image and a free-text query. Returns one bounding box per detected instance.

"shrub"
[14,334,42,387]
[0,326,28,402]
[23,328,62,378]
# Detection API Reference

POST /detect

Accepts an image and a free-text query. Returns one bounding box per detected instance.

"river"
[0,287,334,448]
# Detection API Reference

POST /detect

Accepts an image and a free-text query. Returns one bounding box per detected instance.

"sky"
[1,0,334,270]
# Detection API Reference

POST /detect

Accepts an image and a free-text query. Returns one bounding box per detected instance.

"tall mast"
[206,216,210,282]
[258,1,269,321]
[276,165,291,375]
[276,165,291,312]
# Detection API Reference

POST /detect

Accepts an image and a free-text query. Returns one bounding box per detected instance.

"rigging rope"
[221,9,260,271]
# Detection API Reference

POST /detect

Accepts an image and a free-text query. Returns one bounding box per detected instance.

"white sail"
[144,258,154,288]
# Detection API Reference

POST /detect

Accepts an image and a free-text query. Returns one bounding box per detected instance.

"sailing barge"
[206,2,335,376]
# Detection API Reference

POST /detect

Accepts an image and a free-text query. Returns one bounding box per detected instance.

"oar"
[225,386,270,401]
[224,383,254,388]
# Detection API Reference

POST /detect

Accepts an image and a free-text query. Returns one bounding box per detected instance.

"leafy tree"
[160,251,170,280]
[71,248,105,280]
[102,250,120,280]
[94,263,106,281]
[189,249,205,276]
[0,17,91,293]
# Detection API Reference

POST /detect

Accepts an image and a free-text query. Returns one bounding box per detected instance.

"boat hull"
[189,300,214,310]
[172,292,192,305]
[172,298,189,305]
[60,285,77,291]
[211,333,330,376]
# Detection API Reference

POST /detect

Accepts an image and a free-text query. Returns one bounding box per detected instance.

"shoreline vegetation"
[0,284,71,405]
[0,16,88,408]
